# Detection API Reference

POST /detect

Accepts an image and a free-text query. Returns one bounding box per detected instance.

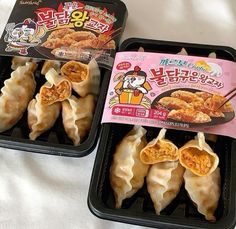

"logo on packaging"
[20,0,42,5]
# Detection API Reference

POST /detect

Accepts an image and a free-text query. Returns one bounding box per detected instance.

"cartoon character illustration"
[114,66,152,105]
[4,18,45,55]
[195,60,222,77]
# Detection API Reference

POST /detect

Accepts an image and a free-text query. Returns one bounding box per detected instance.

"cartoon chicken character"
[4,18,44,55]
[114,66,152,105]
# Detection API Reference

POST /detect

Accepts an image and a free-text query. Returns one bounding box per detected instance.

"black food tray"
[0,0,128,157]
[88,39,236,228]
[0,56,110,157]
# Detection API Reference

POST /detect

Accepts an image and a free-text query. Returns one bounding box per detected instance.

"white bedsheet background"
[0,0,235,229]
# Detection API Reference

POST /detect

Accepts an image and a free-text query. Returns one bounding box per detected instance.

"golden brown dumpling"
[204,94,233,113]
[190,100,225,118]
[168,108,211,123]
[62,95,95,146]
[48,28,74,39]
[179,132,219,176]
[140,128,178,164]
[70,38,116,50]
[110,126,149,208]
[195,91,212,100]
[147,161,185,215]
[61,59,100,97]
[184,168,221,221]
[28,94,61,140]
[158,97,191,110]
[171,90,202,103]
[0,62,37,133]
[63,31,96,42]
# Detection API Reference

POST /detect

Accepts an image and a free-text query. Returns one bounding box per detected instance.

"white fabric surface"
[0,0,235,229]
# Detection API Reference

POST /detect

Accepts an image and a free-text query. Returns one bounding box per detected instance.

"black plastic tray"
[88,39,236,228]
[0,56,111,157]
[0,0,127,157]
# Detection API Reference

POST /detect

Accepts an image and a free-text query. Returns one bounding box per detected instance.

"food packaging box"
[88,38,236,228]
[0,0,127,157]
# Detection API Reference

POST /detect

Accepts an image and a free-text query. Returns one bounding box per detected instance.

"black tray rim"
[88,123,236,229]
[88,38,236,228]
[119,38,236,59]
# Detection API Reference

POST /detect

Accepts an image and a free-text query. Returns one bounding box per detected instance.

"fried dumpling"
[48,28,74,39]
[184,168,221,221]
[158,97,191,110]
[140,128,178,164]
[171,90,203,103]
[168,108,211,123]
[61,59,100,97]
[110,126,149,208]
[42,37,75,49]
[41,60,61,75]
[147,161,185,215]
[28,94,61,140]
[195,91,212,100]
[63,31,96,42]
[0,62,37,133]
[179,132,219,176]
[62,95,95,146]
[39,68,72,106]
[190,100,225,118]
[205,94,233,113]
[70,38,116,50]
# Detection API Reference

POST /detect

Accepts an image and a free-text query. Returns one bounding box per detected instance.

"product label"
[0,0,126,69]
[102,51,236,138]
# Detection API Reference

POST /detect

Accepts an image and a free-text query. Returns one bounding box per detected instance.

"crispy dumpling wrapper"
[61,59,100,97]
[64,31,96,42]
[190,100,225,118]
[147,161,185,215]
[0,62,37,133]
[179,132,219,176]
[184,168,221,222]
[140,128,178,164]
[28,94,61,140]
[195,91,212,100]
[70,38,115,50]
[48,28,74,39]
[41,60,61,75]
[171,90,203,103]
[204,94,234,113]
[168,108,211,123]
[62,95,95,146]
[110,126,149,208]
[39,68,72,105]
[41,38,71,49]
[158,97,191,110]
